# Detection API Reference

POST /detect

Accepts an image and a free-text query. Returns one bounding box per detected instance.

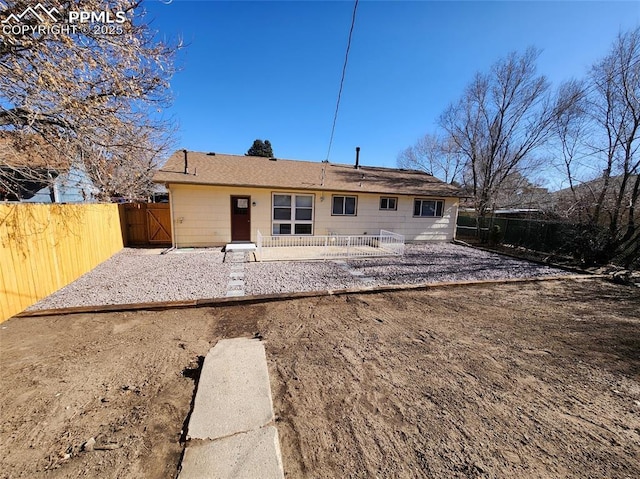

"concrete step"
[225,243,257,252]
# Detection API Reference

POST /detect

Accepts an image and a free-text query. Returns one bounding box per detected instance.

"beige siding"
[313,192,458,241]
[168,184,458,246]
[169,184,272,247]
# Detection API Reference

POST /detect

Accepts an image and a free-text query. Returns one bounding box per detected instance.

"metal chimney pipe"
[355,146,360,169]
[183,149,189,174]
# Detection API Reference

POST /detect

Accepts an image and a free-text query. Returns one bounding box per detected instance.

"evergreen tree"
[246,139,274,157]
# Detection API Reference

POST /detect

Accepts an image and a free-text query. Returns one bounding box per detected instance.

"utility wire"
[325,0,359,162]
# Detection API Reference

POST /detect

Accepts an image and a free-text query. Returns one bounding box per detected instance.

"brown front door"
[230,195,251,242]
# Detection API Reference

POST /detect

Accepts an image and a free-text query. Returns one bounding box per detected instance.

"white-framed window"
[272,193,314,235]
[379,197,398,211]
[332,195,357,216]
[413,198,444,217]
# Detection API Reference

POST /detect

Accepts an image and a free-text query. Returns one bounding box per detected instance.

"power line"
[325,0,359,162]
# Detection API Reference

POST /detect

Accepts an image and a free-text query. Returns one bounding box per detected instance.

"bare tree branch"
[439,47,555,217]
[0,0,180,201]
[551,27,640,267]
[397,132,465,185]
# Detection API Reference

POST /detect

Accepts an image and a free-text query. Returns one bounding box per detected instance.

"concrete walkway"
[226,252,247,298]
[224,244,257,298]
[178,338,284,479]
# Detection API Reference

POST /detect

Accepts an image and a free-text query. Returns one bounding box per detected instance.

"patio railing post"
[257,231,404,261]
[257,230,262,261]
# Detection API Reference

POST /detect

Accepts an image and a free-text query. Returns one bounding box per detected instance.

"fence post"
[504,218,509,244]
[257,230,262,261]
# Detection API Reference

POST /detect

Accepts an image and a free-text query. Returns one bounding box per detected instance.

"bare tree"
[490,170,551,211]
[80,120,176,201]
[550,80,592,220]
[397,132,465,185]
[0,0,179,201]
[439,48,555,217]
[553,28,640,266]
[590,29,640,238]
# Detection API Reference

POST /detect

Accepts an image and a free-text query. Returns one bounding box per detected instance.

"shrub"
[488,224,503,246]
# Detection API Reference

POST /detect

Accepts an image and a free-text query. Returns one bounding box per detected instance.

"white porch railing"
[256,229,405,261]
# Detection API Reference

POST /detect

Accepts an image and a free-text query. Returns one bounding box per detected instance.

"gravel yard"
[346,242,569,285]
[28,248,230,310]
[244,261,361,295]
[29,243,572,311]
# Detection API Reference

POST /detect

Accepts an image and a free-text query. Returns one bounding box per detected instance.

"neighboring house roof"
[153,151,463,197]
[0,132,70,170]
[0,132,71,200]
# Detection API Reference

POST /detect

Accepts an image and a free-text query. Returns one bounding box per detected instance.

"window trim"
[331,195,358,216]
[413,198,445,218]
[271,193,314,235]
[379,196,398,211]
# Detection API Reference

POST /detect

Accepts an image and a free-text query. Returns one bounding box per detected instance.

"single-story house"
[152,150,463,247]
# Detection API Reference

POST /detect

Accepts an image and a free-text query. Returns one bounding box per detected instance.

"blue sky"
[145,0,640,183]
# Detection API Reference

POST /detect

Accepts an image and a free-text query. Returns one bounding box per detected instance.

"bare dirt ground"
[1,278,639,478]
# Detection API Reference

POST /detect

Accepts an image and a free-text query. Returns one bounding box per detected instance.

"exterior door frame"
[230,195,251,242]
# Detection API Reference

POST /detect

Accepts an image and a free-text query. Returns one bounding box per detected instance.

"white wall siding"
[313,193,458,241]
[168,184,459,247]
[169,185,272,247]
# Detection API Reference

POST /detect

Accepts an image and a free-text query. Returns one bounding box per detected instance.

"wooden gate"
[122,203,172,246]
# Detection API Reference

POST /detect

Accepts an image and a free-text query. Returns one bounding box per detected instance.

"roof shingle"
[153,151,463,197]
[0,132,70,170]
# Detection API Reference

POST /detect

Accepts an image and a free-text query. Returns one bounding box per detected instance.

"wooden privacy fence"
[121,203,172,246]
[0,203,124,323]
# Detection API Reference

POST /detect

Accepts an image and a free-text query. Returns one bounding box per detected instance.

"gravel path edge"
[16,274,602,318]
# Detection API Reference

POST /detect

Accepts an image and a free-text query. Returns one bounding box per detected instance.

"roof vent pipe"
[183,149,188,174]
[355,146,360,169]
